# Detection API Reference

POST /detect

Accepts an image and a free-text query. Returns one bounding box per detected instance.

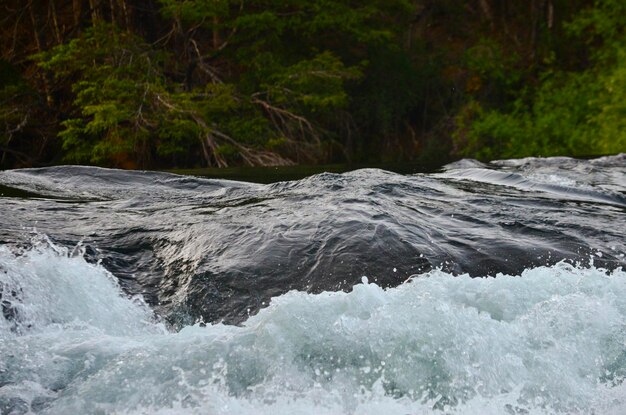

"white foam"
[2,245,626,414]
[0,242,162,336]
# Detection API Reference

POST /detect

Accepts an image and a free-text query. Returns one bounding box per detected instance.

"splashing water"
[2,243,626,414]
[0,156,624,327]
[1,155,625,413]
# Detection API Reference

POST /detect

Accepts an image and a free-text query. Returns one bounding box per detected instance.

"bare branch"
[155,92,292,167]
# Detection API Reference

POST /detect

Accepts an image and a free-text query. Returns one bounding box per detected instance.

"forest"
[0,0,624,169]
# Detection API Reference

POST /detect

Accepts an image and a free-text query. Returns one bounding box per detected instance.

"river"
[1,154,625,413]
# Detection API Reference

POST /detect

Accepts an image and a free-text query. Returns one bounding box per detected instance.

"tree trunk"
[479,0,494,28]
[109,0,116,25]
[547,0,554,30]
[118,0,131,30]
[28,1,53,105]
[49,0,62,44]
[28,0,42,52]
[72,0,82,27]
[88,0,100,25]
[531,0,550,58]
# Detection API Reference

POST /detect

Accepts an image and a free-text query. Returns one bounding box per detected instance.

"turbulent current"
[0,155,625,414]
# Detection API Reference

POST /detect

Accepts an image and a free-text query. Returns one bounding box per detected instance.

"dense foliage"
[0,0,624,168]
[453,0,626,159]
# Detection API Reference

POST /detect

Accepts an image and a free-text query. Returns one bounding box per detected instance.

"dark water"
[0,155,625,414]
[1,156,625,326]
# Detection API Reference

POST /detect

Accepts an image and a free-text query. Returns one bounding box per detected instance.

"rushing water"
[0,155,625,414]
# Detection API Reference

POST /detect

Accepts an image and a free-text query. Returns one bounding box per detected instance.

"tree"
[452,0,626,160]
[157,0,414,163]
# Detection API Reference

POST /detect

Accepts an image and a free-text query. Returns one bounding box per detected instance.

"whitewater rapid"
[1,156,625,327]
[1,155,625,413]
[2,241,626,414]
